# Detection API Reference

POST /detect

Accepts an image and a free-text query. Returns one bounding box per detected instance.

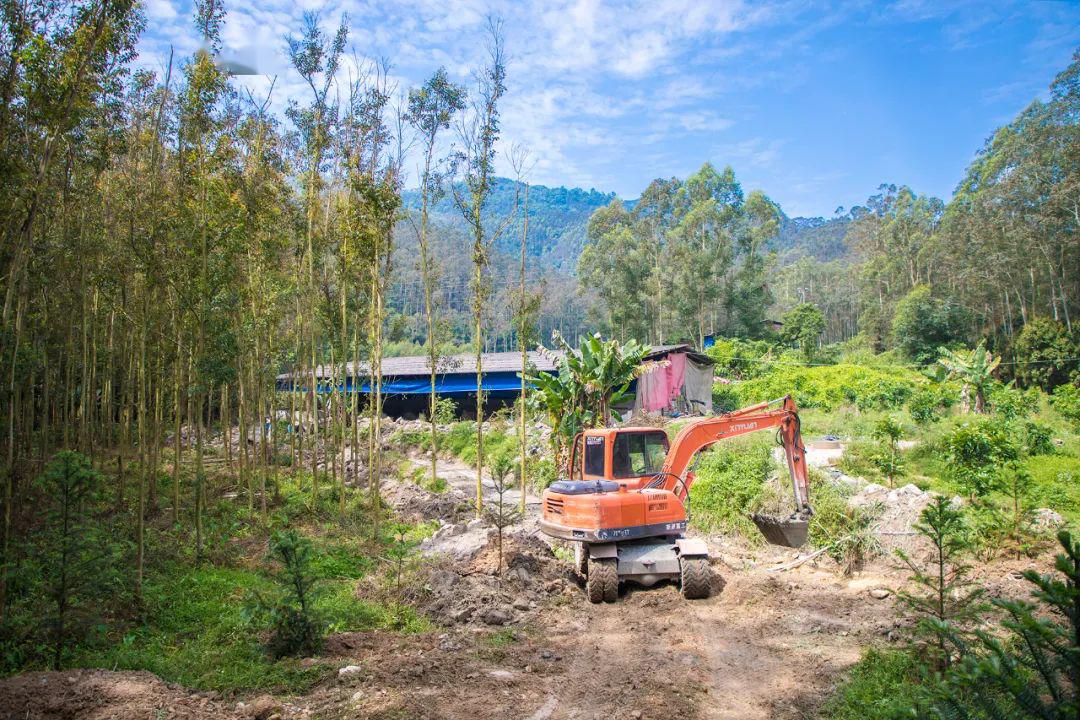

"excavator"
[539,395,813,602]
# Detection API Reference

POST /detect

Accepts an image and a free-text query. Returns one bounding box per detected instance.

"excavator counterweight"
[539,395,813,602]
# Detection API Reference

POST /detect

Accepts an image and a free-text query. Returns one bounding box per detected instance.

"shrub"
[807,475,881,574]
[870,416,905,486]
[988,382,1040,420]
[1012,316,1078,391]
[836,440,883,481]
[711,382,740,413]
[705,337,777,380]
[529,457,558,491]
[1052,384,1080,430]
[941,417,1020,496]
[731,363,922,411]
[908,387,944,425]
[1021,420,1054,456]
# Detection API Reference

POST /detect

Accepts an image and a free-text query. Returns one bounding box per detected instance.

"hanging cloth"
[639,364,671,412]
[666,352,687,403]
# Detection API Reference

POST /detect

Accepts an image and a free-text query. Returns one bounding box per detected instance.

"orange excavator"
[539,395,812,602]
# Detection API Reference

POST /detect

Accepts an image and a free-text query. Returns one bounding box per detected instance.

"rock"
[483,606,514,625]
[1033,508,1064,529]
[449,606,474,623]
[869,588,891,600]
[241,695,282,720]
[862,483,886,495]
[338,665,363,679]
[488,669,515,681]
[630,711,643,719]
[540,649,554,660]
[467,518,486,530]
[350,690,364,703]
[512,596,531,611]
[510,566,533,585]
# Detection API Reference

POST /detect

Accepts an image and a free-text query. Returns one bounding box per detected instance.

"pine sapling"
[263,530,323,658]
[485,453,522,580]
[896,496,985,671]
[33,451,120,670]
[916,531,1080,719]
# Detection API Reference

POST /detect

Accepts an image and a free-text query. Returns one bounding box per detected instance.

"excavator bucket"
[751,512,809,548]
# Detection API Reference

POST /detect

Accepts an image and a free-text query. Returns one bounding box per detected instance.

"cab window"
[611,431,669,478]
[584,436,606,477]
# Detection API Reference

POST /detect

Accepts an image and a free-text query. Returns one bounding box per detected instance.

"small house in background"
[764,318,784,333]
[276,343,715,419]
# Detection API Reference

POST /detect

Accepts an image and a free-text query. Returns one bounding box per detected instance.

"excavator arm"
[656,395,812,525]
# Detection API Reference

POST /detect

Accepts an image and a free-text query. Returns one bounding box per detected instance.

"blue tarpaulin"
[277,370,548,396]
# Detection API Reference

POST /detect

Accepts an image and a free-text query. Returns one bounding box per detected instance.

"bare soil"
[2,449,1060,720]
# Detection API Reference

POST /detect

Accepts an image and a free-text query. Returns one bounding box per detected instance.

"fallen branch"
[766,546,829,572]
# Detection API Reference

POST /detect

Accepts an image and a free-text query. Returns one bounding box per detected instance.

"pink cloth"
[639,365,670,411]
[638,352,688,412]
[666,353,686,404]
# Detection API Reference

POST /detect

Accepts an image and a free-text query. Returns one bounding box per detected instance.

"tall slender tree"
[454,20,506,515]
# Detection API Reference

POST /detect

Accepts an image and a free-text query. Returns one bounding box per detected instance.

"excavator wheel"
[680,556,711,600]
[586,557,618,603]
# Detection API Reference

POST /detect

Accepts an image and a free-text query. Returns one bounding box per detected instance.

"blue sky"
[138,0,1078,217]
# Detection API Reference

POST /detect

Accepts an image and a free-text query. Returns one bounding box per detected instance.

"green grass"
[72,554,428,694]
[73,566,327,693]
[819,647,922,719]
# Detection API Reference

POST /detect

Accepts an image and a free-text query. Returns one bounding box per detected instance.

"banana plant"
[525,332,663,469]
[938,341,1000,413]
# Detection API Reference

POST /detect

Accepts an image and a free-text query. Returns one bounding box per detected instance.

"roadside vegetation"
[0,448,431,693]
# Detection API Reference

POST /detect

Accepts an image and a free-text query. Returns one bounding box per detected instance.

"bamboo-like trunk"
[518,183,530,513]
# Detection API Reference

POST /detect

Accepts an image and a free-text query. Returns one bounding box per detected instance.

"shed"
[275,344,714,418]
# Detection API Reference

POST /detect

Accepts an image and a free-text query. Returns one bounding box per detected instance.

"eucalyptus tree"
[454,21,506,515]
[405,68,466,490]
[286,12,347,510]
[174,0,235,563]
[338,61,401,534]
[0,0,143,621]
[509,147,540,510]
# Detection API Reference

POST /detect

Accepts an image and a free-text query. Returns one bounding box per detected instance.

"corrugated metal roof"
[276,343,712,381]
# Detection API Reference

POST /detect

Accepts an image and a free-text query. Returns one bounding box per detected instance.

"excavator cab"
[567,429,669,488]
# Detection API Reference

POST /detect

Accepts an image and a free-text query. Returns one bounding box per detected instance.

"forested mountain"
[401,178,616,269]
[391,176,855,351]
[770,214,852,264]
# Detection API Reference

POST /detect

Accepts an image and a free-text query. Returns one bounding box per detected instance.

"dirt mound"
[0,669,241,720]
[381,478,470,524]
[418,531,579,626]
[849,482,936,557]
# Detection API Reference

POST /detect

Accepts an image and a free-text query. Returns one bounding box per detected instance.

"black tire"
[680,556,710,600]
[574,542,588,577]
[586,557,618,603]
